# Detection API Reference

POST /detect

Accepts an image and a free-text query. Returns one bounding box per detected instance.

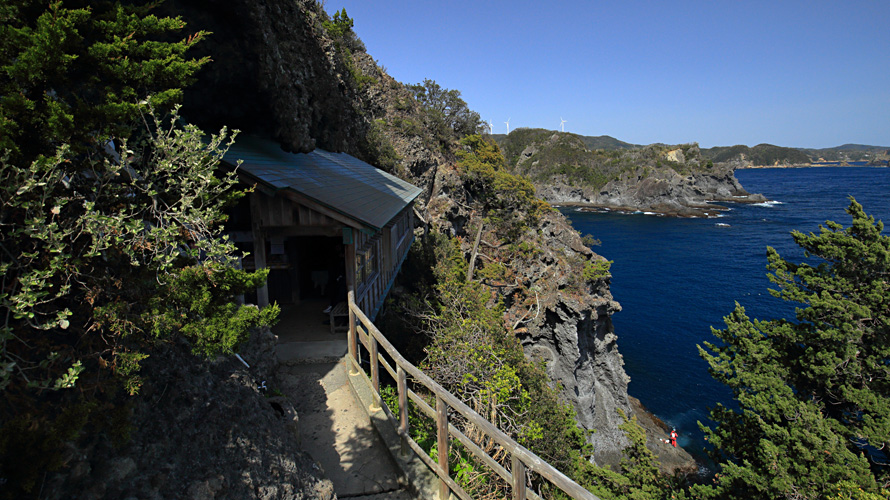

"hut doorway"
[292,236,344,304]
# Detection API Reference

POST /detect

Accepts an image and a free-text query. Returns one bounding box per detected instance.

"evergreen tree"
[0,0,209,163]
[698,199,889,498]
[0,2,275,496]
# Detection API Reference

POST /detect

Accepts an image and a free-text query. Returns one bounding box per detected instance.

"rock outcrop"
[519,212,633,465]
[541,165,766,216]
[169,1,365,153]
[501,131,766,216]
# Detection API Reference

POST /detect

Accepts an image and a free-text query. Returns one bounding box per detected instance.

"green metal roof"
[223,136,422,231]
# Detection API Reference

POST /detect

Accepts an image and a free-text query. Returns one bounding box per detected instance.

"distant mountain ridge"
[493,129,888,166]
[701,143,811,166]
[702,143,889,166]
[492,132,638,151]
[796,144,889,163]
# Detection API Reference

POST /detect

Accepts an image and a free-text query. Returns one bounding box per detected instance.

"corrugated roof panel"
[223,137,422,230]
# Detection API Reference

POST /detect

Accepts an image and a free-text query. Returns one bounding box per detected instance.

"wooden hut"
[221,137,422,321]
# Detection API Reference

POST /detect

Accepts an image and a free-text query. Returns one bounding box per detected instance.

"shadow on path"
[277,360,411,498]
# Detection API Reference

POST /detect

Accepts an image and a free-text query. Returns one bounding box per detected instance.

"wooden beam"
[249,192,269,307]
[397,366,409,456]
[258,225,342,237]
[370,335,379,394]
[279,189,368,232]
[512,455,527,500]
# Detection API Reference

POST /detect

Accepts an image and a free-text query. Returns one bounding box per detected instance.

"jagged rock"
[539,165,767,216]
[171,0,363,153]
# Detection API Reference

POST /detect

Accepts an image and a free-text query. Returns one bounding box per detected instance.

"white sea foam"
[753,200,783,207]
[716,223,731,227]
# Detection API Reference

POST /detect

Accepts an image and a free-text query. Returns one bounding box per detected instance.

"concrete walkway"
[273,299,417,499]
[277,360,413,498]
[274,300,349,364]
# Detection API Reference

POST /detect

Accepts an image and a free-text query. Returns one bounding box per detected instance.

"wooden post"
[370,335,379,393]
[436,395,449,500]
[347,289,358,375]
[397,366,409,456]
[512,454,527,500]
[249,192,269,307]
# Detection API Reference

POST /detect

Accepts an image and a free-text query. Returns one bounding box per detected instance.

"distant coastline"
[554,194,769,218]
[737,161,889,169]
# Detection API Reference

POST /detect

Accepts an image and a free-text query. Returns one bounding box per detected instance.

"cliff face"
[424,158,634,463]
[178,0,642,467]
[516,212,633,464]
[170,0,365,153]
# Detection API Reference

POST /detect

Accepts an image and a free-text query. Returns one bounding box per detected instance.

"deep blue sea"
[562,167,890,465]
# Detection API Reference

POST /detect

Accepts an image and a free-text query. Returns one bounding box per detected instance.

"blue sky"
[325,1,889,149]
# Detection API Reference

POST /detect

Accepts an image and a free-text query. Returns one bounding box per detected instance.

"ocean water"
[562,167,890,465]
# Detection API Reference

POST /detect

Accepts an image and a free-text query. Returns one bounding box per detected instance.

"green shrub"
[457,135,548,241]
[582,259,612,281]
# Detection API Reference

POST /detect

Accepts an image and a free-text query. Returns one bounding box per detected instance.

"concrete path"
[277,359,415,499]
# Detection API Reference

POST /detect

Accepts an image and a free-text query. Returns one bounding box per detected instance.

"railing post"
[347,290,359,376]
[512,454,527,500]
[369,333,380,393]
[397,366,409,456]
[436,395,449,500]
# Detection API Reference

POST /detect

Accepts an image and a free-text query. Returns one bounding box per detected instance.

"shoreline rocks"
[536,167,767,217]
[629,397,699,475]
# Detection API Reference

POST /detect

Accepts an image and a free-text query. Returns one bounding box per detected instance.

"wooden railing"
[346,291,600,500]
[354,232,414,322]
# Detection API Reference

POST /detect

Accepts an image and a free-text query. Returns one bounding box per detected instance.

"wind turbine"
[488,120,494,135]
[505,117,511,134]
[560,117,567,132]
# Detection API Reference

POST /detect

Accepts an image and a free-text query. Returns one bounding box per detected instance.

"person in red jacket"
[670,428,678,447]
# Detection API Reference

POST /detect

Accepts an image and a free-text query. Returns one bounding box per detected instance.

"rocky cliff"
[545,165,766,216]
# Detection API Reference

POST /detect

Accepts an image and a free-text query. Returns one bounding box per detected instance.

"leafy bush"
[581,234,602,247]
[322,8,365,52]
[361,118,400,173]
[408,79,482,146]
[457,135,549,241]
[582,259,612,281]
[0,3,277,495]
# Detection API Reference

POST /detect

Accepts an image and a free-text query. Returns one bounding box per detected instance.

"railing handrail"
[347,291,600,500]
